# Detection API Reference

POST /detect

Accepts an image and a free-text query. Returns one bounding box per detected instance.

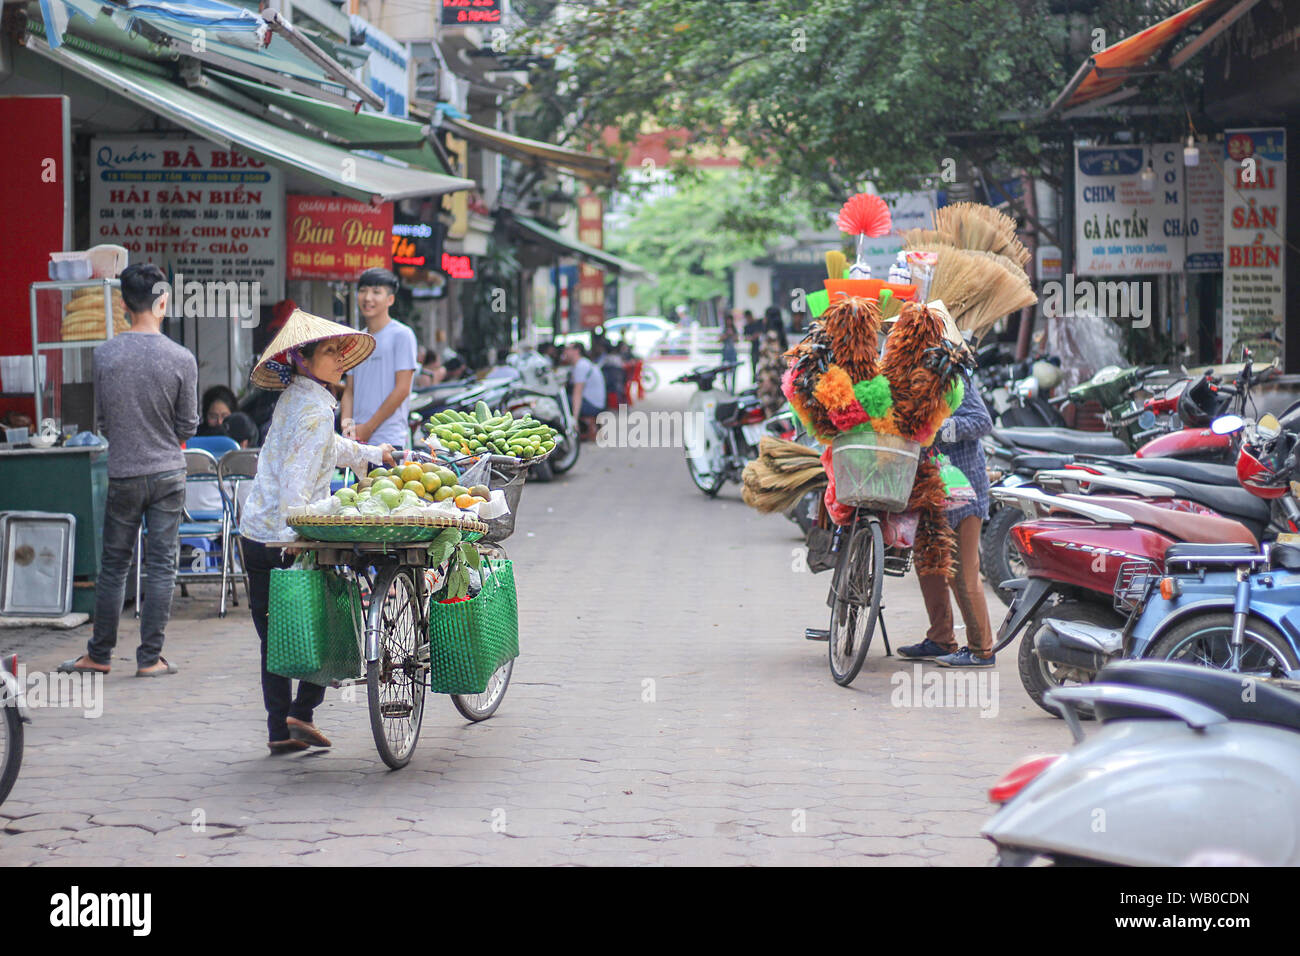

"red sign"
[441,253,475,279]
[286,195,392,281]
[577,193,605,329]
[441,0,501,26]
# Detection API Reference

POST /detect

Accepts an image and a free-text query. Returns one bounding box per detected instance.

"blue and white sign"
[350,14,410,118]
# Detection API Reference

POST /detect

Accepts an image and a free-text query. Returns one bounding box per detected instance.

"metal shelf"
[34,340,109,351]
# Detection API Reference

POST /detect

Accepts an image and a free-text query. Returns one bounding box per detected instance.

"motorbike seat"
[1092,660,1300,732]
[1128,477,1272,531]
[1062,495,1258,547]
[1091,456,1241,487]
[1165,542,1261,561]
[991,426,1130,457]
[1011,453,1073,472]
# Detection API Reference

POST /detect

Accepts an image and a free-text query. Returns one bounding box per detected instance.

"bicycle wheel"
[827,516,884,687]
[451,659,513,722]
[0,700,22,806]
[366,565,426,769]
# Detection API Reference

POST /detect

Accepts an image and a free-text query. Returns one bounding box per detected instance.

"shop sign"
[441,0,502,26]
[349,15,409,118]
[1185,150,1224,272]
[89,137,284,299]
[1222,128,1286,367]
[286,195,392,281]
[441,253,475,279]
[577,193,605,329]
[1074,144,1183,275]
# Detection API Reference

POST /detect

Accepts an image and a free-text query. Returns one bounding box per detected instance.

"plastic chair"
[186,434,238,458]
[217,448,259,617]
[134,448,233,617]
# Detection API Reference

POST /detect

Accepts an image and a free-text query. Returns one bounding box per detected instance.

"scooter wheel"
[982,506,1027,606]
[1018,601,1123,719]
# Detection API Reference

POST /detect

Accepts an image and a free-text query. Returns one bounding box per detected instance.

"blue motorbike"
[1112,412,1300,678]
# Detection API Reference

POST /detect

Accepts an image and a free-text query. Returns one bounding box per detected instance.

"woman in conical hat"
[240,309,397,754]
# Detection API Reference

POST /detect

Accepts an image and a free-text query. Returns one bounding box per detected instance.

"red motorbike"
[989,484,1258,715]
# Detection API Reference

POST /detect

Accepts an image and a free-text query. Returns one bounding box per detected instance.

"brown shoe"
[268,738,311,755]
[286,717,331,748]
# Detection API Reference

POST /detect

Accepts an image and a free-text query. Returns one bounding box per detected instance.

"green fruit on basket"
[368,467,389,479]
[435,466,457,485]
[377,487,402,509]
[434,486,456,501]
[371,477,397,493]
[450,484,468,498]
[469,484,490,499]
[334,488,358,506]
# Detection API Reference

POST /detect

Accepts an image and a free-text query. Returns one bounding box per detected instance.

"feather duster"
[836,193,892,238]
[812,364,857,412]
[909,454,956,578]
[820,297,883,383]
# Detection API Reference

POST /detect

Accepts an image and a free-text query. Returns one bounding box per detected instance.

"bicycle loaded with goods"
[264,402,560,768]
[742,197,1038,686]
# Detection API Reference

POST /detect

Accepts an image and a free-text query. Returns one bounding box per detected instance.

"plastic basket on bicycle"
[288,513,489,543]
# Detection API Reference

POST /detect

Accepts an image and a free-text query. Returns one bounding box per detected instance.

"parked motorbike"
[990,482,1260,714]
[984,659,1300,866]
[675,361,768,496]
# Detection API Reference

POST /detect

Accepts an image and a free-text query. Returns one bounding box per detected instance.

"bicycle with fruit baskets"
[274,445,546,769]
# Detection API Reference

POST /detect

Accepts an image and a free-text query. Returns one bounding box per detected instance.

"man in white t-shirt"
[561,342,605,441]
[341,269,418,450]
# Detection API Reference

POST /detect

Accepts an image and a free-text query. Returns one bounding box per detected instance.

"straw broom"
[741,437,827,513]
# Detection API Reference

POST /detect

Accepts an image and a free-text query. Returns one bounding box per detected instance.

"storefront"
[0,11,472,411]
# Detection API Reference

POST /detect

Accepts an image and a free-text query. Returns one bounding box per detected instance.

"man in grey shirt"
[61,263,198,678]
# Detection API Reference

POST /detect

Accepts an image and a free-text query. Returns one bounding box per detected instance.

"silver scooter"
[984,659,1300,866]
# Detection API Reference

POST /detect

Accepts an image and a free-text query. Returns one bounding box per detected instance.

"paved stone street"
[1,369,1066,865]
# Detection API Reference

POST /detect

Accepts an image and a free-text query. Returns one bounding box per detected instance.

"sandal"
[268,739,311,755]
[58,657,109,674]
[286,717,332,748]
[135,657,178,677]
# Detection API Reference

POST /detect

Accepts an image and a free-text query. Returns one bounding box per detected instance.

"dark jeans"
[88,468,186,669]
[241,537,327,742]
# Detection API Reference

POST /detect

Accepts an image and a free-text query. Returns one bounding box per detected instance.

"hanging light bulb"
[1140,159,1156,192]
[1183,135,1200,167]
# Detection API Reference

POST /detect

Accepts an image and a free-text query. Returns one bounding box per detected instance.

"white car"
[550,316,674,357]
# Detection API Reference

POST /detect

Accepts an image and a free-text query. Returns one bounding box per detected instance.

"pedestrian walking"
[60,263,198,678]
[897,371,996,667]
[721,313,739,392]
[239,310,396,754]
[340,268,418,450]
[755,330,786,419]
[743,309,765,381]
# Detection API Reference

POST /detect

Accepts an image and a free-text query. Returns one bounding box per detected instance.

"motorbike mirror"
[1211,414,1246,436]
[1137,410,1156,429]
[1258,413,1282,439]
[1015,376,1038,399]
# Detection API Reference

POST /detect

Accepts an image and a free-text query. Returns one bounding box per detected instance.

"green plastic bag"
[428,558,519,695]
[267,557,363,686]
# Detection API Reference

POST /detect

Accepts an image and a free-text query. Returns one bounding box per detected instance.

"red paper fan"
[836,193,892,238]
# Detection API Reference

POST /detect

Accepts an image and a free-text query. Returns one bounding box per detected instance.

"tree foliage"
[605,169,817,314]
[510,0,1206,205]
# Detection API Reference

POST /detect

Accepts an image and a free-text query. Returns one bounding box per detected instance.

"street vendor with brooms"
[240,309,398,754]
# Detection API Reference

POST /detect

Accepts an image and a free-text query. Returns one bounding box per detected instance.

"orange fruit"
[454,494,475,508]
[408,483,427,498]
[420,472,441,493]
[400,463,424,484]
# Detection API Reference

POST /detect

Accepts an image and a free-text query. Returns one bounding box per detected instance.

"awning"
[27,35,474,203]
[506,213,648,277]
[37,0,380,109]
[1048,0,1260,116]
[204,72,448,173]
[440,114,618,185]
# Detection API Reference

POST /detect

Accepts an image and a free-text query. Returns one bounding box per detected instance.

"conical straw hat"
[250,309,375,389]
